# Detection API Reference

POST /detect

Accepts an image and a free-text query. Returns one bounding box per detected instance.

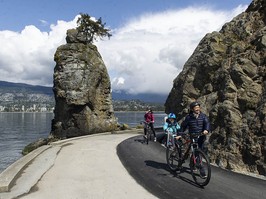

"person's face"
[169,118,175,123]
[192,105,200,114]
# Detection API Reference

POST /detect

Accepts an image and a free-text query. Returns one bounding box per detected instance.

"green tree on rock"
[77,13,112,43]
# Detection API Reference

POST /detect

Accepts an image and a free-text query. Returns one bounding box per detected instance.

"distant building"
[40,107,47,112]
[0,106,5,112]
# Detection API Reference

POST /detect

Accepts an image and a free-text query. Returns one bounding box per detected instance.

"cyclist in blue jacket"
[180,101,210,149]
[181,101,210,178]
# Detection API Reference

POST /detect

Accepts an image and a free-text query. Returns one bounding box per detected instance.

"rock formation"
[165,0,266,175]
[51,28,117,138]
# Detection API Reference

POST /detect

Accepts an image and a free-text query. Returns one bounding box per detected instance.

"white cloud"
[0,17,78,86]
[0,6,247,94]
[97,5,247,95]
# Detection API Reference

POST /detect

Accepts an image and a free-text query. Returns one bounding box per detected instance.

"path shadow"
[134,137,147,144]
[134,135,155,145]
[144,160,203,188]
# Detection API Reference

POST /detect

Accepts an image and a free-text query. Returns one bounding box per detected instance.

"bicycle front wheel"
[166,146,182,172]
[146,135,149,144]
[190,149,211,186]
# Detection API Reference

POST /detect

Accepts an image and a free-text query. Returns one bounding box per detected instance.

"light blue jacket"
[163,120,181,134]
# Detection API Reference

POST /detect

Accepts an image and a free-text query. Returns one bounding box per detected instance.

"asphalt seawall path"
[0,129,158,199]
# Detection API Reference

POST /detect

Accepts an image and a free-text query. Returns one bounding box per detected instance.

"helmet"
[168,113,176,119]
[190,101,200,109]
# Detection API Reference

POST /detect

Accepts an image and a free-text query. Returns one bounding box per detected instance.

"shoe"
[154,137,157,142]
[161,143,166,148]
[200,168,207,179]
[143,135,147,139]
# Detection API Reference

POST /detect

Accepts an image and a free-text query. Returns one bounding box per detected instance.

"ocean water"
[0,111,166,173]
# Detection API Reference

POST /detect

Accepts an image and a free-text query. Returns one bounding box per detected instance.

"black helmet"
[190,101,200,109]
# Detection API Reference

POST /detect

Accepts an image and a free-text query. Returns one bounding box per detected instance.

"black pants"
[197,135,206,150]
[144,123,156,138]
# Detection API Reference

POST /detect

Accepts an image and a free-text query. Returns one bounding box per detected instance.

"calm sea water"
[0,111,166,173]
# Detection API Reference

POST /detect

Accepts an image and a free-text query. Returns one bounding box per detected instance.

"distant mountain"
[0,81,167,103]
[111,90,167,103]
[0,81,53,95]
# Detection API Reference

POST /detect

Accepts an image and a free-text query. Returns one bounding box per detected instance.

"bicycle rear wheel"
[166,146,182,172]
[190,149,211,186]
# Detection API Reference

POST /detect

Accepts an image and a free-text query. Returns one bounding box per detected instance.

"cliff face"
[165,0,266,175]
[51,29,117,138]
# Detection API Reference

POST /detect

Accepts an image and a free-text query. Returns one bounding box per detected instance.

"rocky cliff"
[51,28,117,138]
[165,0,266,175]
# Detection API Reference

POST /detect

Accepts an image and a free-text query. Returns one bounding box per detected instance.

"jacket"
[144,112,154,123]
[181,112,210,134]
[163,120,180,134]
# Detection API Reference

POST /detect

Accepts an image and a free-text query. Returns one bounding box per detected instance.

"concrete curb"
[0,145,51,192]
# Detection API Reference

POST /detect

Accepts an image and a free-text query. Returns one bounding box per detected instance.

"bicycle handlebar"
[177,132,204,139]
[140,121,153,124]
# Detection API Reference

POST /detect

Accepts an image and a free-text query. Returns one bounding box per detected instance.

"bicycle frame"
[180,133,200,159]
[166,132,211,186]
[166,130,176,147]
[180,133,211,186]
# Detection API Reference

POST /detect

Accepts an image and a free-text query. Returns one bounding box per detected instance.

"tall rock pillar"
[51,28,117,138]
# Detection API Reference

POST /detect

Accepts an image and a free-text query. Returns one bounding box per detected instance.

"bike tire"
[189,149,211,186]
[166,146,182,172]
[146,132,149,145]
[149,131,152,141]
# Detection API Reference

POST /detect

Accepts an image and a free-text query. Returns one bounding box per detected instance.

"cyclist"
[161,113,181,147]
[144,108,157,142]
[180,101,210,178]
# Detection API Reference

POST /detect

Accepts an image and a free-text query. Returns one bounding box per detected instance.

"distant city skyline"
[0,0,252,95]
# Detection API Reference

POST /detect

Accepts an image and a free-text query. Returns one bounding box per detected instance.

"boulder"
[165,0,266,175]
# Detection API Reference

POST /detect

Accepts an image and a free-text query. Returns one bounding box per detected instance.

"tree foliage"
[76,13,112,43]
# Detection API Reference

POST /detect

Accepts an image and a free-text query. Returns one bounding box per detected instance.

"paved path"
[118,135,266,199]
[0,131,158,199]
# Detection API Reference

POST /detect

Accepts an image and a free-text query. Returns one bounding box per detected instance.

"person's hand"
[203,130,208,135]
[175,135,182,140]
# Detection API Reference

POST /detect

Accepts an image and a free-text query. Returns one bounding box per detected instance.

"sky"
[0,0,252,95]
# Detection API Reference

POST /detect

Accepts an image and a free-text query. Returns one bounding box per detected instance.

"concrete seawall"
[0,129,159,199]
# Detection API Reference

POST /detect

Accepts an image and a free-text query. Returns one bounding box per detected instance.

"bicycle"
[141,121,153,144]
[166,131,211,186]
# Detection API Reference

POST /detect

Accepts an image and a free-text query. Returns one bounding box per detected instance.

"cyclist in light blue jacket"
[161,113,181,147]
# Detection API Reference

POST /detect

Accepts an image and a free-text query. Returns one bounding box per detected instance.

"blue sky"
[0,0,252,95]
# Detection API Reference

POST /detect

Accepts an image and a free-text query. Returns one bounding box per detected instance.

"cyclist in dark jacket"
[180,101,210,149]
[181,101,210,178]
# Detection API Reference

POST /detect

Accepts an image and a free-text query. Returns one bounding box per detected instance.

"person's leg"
[197,135,206,150]
[143,123,147,138]
[144,127,147,135]
[197,135,207,177]
[150,123,156,137]
[160,132,169,147]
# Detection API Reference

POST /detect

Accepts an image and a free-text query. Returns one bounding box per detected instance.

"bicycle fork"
[191,147,202,168]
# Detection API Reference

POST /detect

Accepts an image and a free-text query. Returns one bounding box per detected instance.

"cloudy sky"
[0,0,251,95]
